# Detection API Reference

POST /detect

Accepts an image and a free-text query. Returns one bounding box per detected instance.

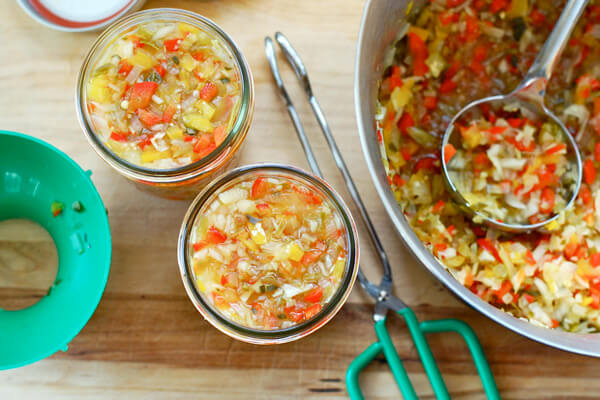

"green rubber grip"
[345,309,500,399]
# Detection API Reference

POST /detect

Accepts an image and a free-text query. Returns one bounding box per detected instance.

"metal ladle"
[441,0,587,233]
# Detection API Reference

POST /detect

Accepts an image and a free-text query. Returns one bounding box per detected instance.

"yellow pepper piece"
[178,23,199,35]
[544,219,560,231]
[166,126,184,140]
[141,149,171,163]
[390,79,414,112]
[582,297,594,306]
[195,100,216,120]
[241,238,258,252]
[183,113,214,132]
[180,53,197,72]
[462,125,483,149]
[195,277,206,293]
[128,51,155,70]
[195,215,209,239]
[507,0,528,17]
[286,243,304,262]
[250,223,266,245]
[87,76,111,103]
[332,258,346,280]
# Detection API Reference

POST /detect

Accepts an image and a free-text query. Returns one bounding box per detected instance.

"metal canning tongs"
[264,33,500,400]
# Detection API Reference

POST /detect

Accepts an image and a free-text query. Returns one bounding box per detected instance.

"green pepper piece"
[72,201,84,212]
[511,17,527,41]
[51,201,64,217]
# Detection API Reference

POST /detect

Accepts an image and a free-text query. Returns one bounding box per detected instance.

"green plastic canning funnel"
[0,130,111,370]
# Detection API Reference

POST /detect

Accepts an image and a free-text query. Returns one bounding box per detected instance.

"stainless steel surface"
[264,37,323,177]
[440,0,586,232]
[355,0,600,356]
[177,163,360,344]
[264,33,404,324]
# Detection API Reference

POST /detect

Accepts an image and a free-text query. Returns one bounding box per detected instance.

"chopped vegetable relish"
[86,21,241,169]
[445,106,575,225]
[190,176,348,330]
[378,0,600,332]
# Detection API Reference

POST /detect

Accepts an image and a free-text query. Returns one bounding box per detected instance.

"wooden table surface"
[1,0,599,398]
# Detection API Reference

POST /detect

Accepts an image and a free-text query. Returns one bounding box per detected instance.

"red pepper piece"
[444,60,461,80]
[393,174,406,187]
[488,126,507,135]
[154,64,166,78]
[522,293,535,303]
[303,304,322,319]
[539,188,555,214]
[128,81,158,112]
[477,238,502,263]
[397,112,414,136]
[591,252,600,267]
[525,250,536,266]
[205,226,227,244]
[200,81,219,101]
[162,104,177,123]
[490,0,509,13]
[564,241,580,260]
[494,280,513,302]
[413,156,439,172]
[192,241,207,251]
[545,143,566,155]
[293,185,323,205]
[439,79,457,94]
[213,125,228,145]
[192,51,206,61]
[584,159,596,185]
[137,136,152,150]
[443,144,456,164]
[388,65,403,90]
[469,60,484,74]
[507,118,524,128]
[439,11,460,26]
[256,203,270,215]
[530,8,546,26]
[580,185,593,206]
[473,45,487,62]
[110,131,128,142]
[118,60,133,76]
[193,135,216,158]
[251,177,268,199]
[432,199,446,213]
[463,15,480,42]
[137,108,162,126]
[423,95,437,110]
[164,38,181,52]
[407,32,429,76]
[304,287,323,303]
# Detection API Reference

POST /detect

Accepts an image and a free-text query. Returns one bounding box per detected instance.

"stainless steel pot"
[355,0,600,357]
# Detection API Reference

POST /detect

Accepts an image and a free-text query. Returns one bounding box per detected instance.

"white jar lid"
[17,0,146,32]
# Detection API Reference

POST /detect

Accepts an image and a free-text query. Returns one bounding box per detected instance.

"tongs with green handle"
[264,32,500,400]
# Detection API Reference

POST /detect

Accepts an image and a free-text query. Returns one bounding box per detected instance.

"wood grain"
[1,0,599,398]
[0,219,58,310]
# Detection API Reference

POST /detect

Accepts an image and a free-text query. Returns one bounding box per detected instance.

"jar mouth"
[75,8,254,181]
[177,163,360,343]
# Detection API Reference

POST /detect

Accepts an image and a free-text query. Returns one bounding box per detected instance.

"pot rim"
[355,0,600,357]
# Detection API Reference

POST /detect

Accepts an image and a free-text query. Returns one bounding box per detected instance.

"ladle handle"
[520,0,588,89]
